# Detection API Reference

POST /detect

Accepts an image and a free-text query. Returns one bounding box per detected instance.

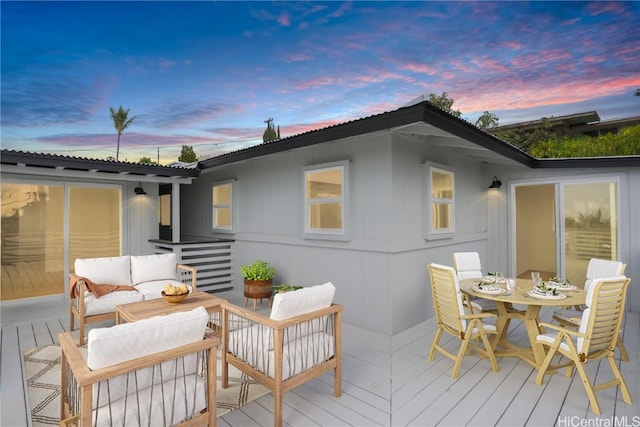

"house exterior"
[2,101,639,335]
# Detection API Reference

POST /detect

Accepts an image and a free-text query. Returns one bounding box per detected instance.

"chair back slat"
[429,263,466,332]
[578,277,630,354]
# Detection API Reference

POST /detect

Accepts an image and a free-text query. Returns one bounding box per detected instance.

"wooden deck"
[1,293,638,426]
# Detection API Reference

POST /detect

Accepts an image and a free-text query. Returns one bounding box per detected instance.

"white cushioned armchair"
[221,282,342,427]
[70,253,197,345]
[59,306,218,426]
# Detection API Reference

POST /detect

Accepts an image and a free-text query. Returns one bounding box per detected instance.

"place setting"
[472,272,513,295]
[526,272,570,300]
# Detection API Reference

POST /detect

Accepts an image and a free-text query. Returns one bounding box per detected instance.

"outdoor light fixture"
[134,183,147,195]
[488,176,502,189]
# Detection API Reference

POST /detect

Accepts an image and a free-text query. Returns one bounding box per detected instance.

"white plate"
[527,290,567,300]
[545,282,577,291]
[473,286,507,295]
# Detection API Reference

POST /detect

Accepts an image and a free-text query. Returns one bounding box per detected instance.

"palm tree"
[110,106,136,160]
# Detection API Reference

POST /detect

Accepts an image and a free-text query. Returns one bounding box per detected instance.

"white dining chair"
[536,276,632,415]
[552,259,628,360]
[427,263,499,379]
[452,252,497,313]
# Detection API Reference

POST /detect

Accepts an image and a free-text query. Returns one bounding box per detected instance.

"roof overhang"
[198,101,640,169]
[199,101,537,169]
[1,150,199,183]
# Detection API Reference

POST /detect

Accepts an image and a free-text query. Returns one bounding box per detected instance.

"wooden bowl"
[161,291,189,304]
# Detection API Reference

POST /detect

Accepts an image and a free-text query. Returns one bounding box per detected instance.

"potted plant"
[240,260,276,306]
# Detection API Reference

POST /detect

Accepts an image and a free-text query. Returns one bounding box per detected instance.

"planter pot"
[243,279,273,300]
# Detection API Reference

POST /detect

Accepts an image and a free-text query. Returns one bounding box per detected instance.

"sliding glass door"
[1,183,65,300]
[1,182,121,301]
[562,181,618,287]
[514,178,619,288]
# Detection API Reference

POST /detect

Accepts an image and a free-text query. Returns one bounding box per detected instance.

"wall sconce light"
[488,176,502,189]
[134,183,147,195]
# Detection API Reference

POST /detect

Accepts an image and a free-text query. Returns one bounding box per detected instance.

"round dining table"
[459,278,586,368]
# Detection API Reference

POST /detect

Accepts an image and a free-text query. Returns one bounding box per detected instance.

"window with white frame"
[425,163,454,239]
[212,181,233,231]
[304,161,349,238]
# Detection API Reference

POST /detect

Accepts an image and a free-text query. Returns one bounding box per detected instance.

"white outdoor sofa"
[70,253,197,345]
[59,306,218,426]
[221,282,343,427]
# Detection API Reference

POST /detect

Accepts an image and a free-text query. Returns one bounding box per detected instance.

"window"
[304,161,349,238]
[425,163,454,239]
[212,182,233,231]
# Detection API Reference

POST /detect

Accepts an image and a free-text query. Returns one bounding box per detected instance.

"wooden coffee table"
[115,291,226,335]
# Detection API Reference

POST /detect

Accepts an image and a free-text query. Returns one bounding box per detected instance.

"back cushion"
[270,282,335,321]
[87,306,208,370]
[74,256,132,286]
[130,253,178,285]
[453,252,483,280]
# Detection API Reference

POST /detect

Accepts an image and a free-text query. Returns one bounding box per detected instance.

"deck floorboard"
[1,295,638,426]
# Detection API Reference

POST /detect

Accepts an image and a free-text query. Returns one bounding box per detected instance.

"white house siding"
[182,131,505,334]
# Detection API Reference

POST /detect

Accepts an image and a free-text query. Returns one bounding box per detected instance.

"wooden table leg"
[523,305,545,366]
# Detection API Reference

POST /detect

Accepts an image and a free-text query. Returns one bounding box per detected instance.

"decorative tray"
[527,290,567,300]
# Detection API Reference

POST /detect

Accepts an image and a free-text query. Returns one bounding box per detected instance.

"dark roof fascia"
[199,101,537,169]
[533,156,640,168]
[1,150,199,178]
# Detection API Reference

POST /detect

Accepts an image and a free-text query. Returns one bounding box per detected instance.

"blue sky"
[2,1,639,164]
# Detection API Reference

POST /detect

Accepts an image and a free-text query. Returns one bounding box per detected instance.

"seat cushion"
[83,290,144,316]
[74,256,132,286]
[553,309,582,326]
[270,282,335,321]
[228,330,335,380]
[537,333,572,353]
[469,297,497,312]
[130,253,178,285]
[93,374,207,427]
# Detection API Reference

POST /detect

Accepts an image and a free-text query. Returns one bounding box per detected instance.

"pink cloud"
[285,53,314,62]
[278,11,291,26]
[295,76,338,90]
[159,58,177,68]
[400,62,439,75]
[458,75,640,113]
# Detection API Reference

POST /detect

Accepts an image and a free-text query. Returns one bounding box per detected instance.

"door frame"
[508,173,623,282]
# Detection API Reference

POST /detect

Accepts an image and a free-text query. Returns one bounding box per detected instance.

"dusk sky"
[2,1,639,164]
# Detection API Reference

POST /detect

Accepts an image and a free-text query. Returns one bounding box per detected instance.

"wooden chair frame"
[427,263,499,379]
[552,262,628,361]
[221,301,342,427]
[535,277,632,415]
[58,330,218,426]
[69,263,196,346]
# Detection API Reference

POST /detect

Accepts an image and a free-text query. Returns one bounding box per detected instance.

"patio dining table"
[459,278,586,369]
